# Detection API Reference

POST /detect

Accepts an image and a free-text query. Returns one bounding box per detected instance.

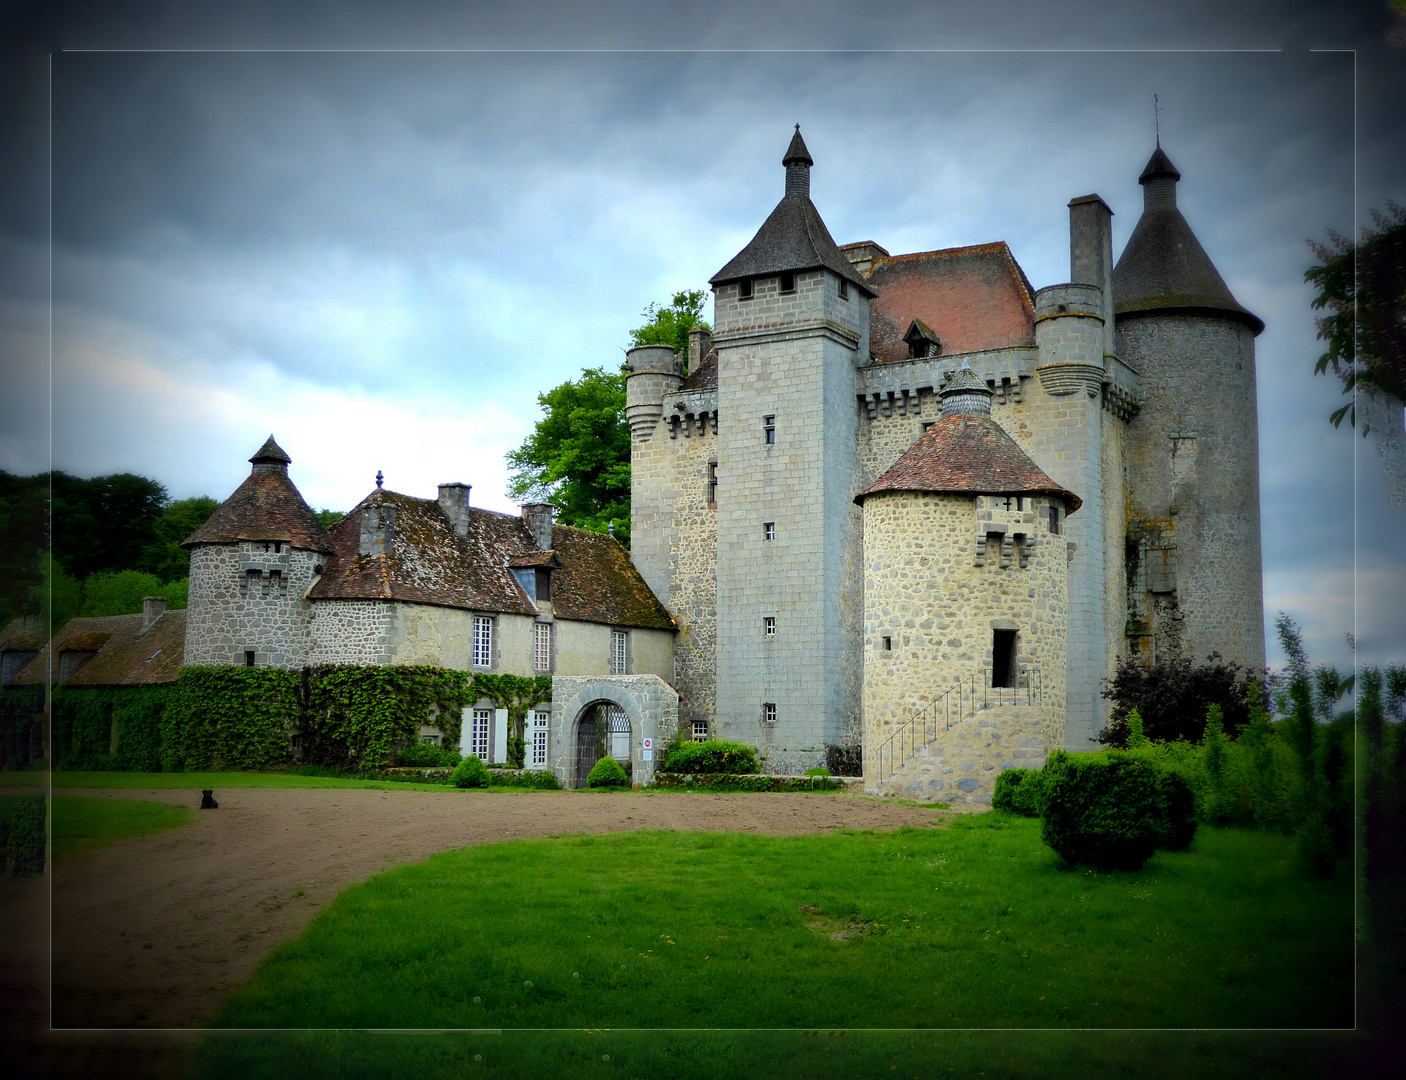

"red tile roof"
[856,413,1081,511]
[183,468,335,554]
[10,610,187,686]
[311,491,675,630]
[865,242,1036,363]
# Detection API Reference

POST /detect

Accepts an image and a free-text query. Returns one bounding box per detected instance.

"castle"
[4,128,1265,802]
[625,127,1264,797]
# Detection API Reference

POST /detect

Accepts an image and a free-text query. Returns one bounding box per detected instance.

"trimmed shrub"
[803,767,831,778]
[451,755,491,789]
[992,768,1042,817]
[586,756,629,789]
[1041,750,1197,872]
[3,795,46,876]
[484,768,561,791]
[661,739,759,775]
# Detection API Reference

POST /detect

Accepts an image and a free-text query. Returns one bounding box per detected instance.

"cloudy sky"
[3,1,1403,672]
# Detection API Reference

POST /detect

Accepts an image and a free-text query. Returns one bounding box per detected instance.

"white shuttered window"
[470,709,492,759]
[473,616,494,668]
[531,710,550,767]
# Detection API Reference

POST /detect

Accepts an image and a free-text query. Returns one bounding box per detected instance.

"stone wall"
[548,674,679,788]
[861,490,1067,804]
[1119,312,1264,671]
[712,268,867,775]
[184,542,321,668]
[308,599,397,665]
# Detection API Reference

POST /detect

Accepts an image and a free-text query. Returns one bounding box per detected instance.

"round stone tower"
[856,366,1081,804]
[181,436,335,668]
[1114,145,1265,671]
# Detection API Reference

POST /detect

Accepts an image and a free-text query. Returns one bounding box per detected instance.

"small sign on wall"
[642,737,653,763]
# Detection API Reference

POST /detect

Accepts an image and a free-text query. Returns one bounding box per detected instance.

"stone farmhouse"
[4,128,1265,802]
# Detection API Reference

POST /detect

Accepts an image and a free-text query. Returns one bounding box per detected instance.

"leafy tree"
[138,496,219,583]
[51,471,168,581]
[506,366,632,545]
[629,288,710,368]
[1099,653,1259,746]
[79,570,187,618]
[1306,201,1406,428]
[27,553,81,634]
[0,471,52,625]
[315,509,344,530]
[505,289,711,546]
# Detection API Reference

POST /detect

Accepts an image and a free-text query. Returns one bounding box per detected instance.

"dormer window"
[738,279,753,301]
[534,567,552,602]
[904,319,941,359]
[779,272,795,293]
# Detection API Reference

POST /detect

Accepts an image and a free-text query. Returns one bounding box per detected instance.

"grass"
[193,1029,1363,1080]
[50,796,196,856]
[210,814,1351,1032]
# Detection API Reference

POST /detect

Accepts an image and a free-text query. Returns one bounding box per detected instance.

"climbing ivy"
[469,673,553,768]
[163,667,300,771]
[51,685,169,771]
[0,685,45,770]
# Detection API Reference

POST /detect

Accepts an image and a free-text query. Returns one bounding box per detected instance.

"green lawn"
[51,795,196,856]
[210,815,1352,1032]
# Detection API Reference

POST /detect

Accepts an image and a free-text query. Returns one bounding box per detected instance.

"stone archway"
[550,675,678,789]
[573,701,630,787]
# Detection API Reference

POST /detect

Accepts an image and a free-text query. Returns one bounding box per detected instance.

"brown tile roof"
[679,347,718,392]
[865,242,1036,364]
[856,414,1081,512]
[310,491,674,630]
[507,551,560,569]
[711,193,876,297]
[10,610,187,686]
[0,618,47,653]
[183,468,335,554]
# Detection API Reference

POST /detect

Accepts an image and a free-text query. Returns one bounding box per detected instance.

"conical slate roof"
[183,438,335,553]
[1112,146,1263,334]
[710,130,875,296]
[856,414,1081,511]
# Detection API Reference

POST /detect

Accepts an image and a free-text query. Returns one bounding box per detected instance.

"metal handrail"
[873,666,1042,783]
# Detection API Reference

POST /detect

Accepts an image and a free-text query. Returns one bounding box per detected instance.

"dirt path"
[46,787,948,1030]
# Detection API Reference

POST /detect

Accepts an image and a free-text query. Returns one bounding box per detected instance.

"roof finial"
[375,469,384,489]
[1154,93,1161,148]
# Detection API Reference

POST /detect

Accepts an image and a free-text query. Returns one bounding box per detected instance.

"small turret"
[624,344,683,443]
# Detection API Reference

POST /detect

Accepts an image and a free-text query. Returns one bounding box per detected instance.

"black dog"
[200,789,218,809]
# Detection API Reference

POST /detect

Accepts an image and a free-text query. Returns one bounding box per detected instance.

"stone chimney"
[142,595,167,633]
[359,502,397,556]
[522,503,554,550]
[688,325,713,370]
[1068,193,1115,359]
[437,483,471,536]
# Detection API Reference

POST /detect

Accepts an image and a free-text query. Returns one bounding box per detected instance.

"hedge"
[660,739,759,775]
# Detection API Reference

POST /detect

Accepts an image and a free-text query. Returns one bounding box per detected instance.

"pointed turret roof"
[183,437,335,553]
[1113,145,1263,334]
[710,128,875,297]
[856,413,1080,511]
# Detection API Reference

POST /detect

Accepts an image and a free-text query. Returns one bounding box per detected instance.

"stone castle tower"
[627,128,1264,792]
[182,436,334,668]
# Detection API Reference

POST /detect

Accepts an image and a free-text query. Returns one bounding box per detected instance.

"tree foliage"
[1099,653,1260,746]
[1306,201,1406,428]
[505,366,632,545]
[629,289,710,367]
[140,496,219,583]
[504,289,711,547]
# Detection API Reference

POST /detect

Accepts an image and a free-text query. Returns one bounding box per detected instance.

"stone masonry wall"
[713,268,867,775]
[308,599,397,665]
[861,491,1067,804]
[184,542,321,667]
[1119,313,1264,672]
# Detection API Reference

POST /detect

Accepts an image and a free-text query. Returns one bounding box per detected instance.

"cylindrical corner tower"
[1114,145,1265,671]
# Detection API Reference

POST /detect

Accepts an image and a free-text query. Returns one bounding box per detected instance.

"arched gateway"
[549,675,679,789]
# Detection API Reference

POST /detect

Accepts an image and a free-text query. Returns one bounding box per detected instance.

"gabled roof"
[10,610,187,687]
[710,194,875,296]
[865,242,1036,364]
[1113,146,1263,334]
[183,466,335,553]
[856,413,1081,511]
[310,490,675,631]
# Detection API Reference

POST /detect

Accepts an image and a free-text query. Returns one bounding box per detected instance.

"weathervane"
[375,469,384,489]
[1154,93,1161,147]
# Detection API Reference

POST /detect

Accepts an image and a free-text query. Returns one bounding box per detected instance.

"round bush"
[992,768,1042,817]
[396,741,458,768]
[1040,750,1196,872]
[586,756,629,789]
[451,755,491,789]
[661,738,759,775]
[803,766,831,778]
